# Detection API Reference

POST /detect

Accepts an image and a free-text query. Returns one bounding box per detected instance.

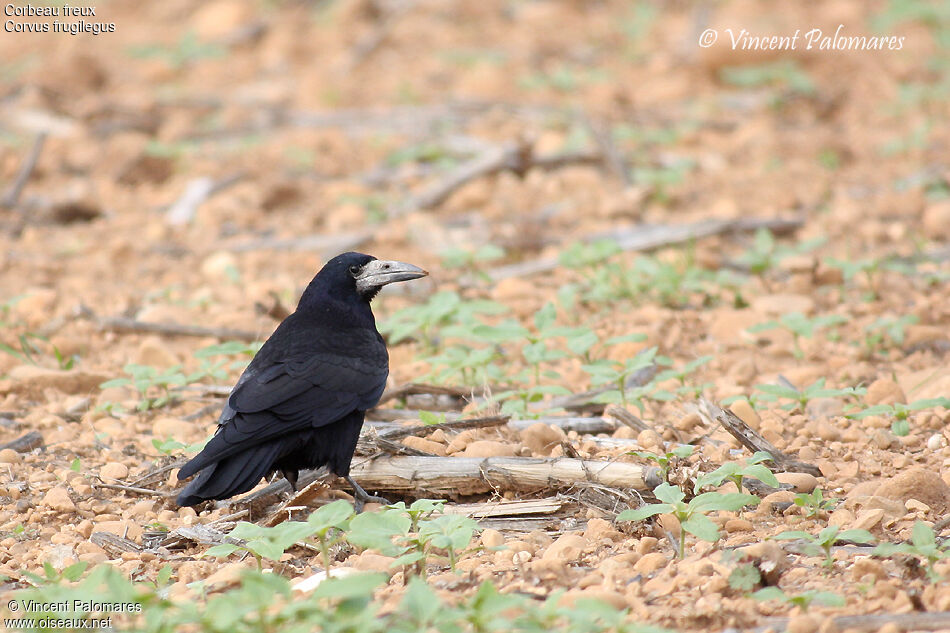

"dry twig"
[387,140,601,218]
[487,216,805,282]
[78,304,260,342]
[699,398,822,477]
[2,132,47,209]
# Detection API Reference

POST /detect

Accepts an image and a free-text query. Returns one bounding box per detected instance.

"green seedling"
[752,377,864,413]
[880,121,932,157]
[385,142,457,169]
[380,290,507,350]
[862,315,918,357]
[152,437,207,456]
[8,558,669,633]
[21,561,88,588]
[207,500,354,573]
[748,312,847,359]
[720,60,816,96]
[617,482,758,558]
[619,2,658,58]
[735,229,825,284]
[693,451,781,494]
[347,499,477,577]
[873,521,950,582]
[793,488,838,518]
[848,397,950,436]
[440,245,505,281]
[0,331,76,370]
[774,525,875,568]
[632,159,697,205]
[100,364,189,412]
[128,30,225,69]
[632,445,695,482]
[751,587,845,611]
[559,239,622,272]
[628,254,709,308]
[825,256,917,300]
[728,564,762,592]
[194,340,263,370]
[422,343,504,386]
[654,355,714,398]
[583,344,664,410]
[418,411,447,426]
[519,65,610,92]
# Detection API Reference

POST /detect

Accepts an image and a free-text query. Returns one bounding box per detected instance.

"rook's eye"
[349,264,361,275]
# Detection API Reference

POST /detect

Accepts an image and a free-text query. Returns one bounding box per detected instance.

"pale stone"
[201,250,239,280]
[633,552,667,574]
[480,529,504,549]
[135,336,180,369]
[100,462,129,481]
[42,487,76,512]
[728,399,760,430]
[851,508,885,531]
[775,472,818,493]
[751,294,815,316]
[0,449,21,464]
[865,378,906,406]
[153,417,192,441]
[520,422,564,456]
[541,533,586,561]
[876,468,950,513]
[401,436,446,456]
[462,440,517,458]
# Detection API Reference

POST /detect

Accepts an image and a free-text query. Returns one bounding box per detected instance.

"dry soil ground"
[2,1,950,631]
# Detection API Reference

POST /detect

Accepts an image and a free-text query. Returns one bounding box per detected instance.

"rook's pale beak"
[356,259,428,294]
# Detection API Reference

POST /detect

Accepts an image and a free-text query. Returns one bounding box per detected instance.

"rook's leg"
[344,475,390,512]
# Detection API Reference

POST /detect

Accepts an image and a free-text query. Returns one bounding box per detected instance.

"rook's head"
[312,252,428,303]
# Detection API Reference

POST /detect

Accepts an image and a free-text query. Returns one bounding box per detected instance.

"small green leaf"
[311,572,388,600]
[616,504,671,522]
[751,586,786,602]
[653,482,686,505]
[728,564,761,591]
[836,529,876,544]
[204,543,241,558]
[689,492,758,512]
[682,514,720,542]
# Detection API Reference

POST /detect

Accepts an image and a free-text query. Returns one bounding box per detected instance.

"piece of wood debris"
[604,404,650,432]
[388,140,601,218]
[261,479,333,527]
[377,415,510,441]
[0,430,44,453]
[78,304,260,342]
[506,417,618,434]
[487,216,805,282]
[761,611,950,633]
[91,531,142,556]
[161,523,244,549]
[698,398,822,477]
[377,382,474,406]
[552,365,658,413]
[93,481,173,498]
[165,173,244,226]
[2,132,47,212]
[442,498,564,519]
[348,455,647,497]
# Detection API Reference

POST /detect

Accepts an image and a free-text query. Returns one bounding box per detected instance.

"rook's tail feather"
[176,441,282,506]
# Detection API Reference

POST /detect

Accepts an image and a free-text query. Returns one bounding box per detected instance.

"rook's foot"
[344,475,390,512]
